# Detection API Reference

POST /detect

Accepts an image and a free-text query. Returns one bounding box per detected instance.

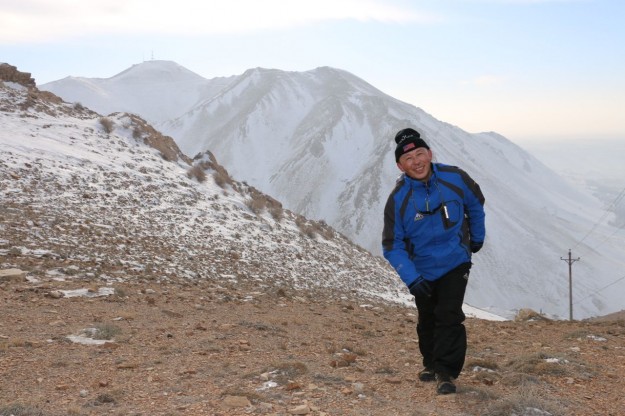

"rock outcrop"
[0,63,36,87]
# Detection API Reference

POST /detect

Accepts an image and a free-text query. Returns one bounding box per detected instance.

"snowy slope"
[0,80,418,312]
[40,62,625,319]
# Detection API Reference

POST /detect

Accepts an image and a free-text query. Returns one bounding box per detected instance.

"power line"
[572,185,625,250]
[560,186,625,319]
[573,274,625,306]
[593,221,625,251]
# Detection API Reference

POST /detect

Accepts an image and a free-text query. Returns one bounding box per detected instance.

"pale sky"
[1,0,624,145]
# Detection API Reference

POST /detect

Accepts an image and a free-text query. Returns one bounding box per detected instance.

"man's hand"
[409,276,432,298]
[470,242,483,253]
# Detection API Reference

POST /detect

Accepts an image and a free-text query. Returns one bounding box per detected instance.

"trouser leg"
[415,295,436,370]
[415,263,470,378]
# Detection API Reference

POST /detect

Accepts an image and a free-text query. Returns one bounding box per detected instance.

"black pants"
[414,262,470,379]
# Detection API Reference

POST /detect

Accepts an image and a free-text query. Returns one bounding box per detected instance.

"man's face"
[397,148,432,181]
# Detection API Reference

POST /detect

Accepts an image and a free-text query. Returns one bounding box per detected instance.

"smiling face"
[397,147,433,182]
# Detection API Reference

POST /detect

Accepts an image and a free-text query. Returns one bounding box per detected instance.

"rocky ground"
[1,262,624,416]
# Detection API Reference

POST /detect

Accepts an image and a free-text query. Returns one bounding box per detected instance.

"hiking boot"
[418,368,436,382]
[436,373,456,394]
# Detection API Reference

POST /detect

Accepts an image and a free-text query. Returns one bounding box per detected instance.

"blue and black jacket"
[382,163,485,288]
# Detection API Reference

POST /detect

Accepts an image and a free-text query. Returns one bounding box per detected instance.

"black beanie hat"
[394,128,429,162]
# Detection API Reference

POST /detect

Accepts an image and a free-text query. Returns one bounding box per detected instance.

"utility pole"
[560,249,580,321]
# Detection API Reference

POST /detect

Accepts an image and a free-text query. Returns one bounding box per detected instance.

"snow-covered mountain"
[40,61,625,319]
[41,61,236,123]
[0,73,415,313]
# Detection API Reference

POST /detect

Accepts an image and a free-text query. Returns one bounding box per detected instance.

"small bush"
[271,361,308,385]
[295,216,315,238]
[213,166,233,189]
[506,353,569,377]
[0,404,47,416]
[187,164,207,183]
[466,357,499,371]
[499,372,540,387]
[515,309,550,322]
[243,186,284,220]
[92,324,122,340]
[113,287,127,298]
[93,393,116,404]
[478,382,565,416]
[268,204,284,221]
[563,329,591,340]
[99,117,114,134]
[245,197,265,214]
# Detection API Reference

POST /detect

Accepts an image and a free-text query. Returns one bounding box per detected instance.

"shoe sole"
[436,381,456,394]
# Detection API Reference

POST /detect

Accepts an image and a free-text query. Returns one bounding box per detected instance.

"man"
[382,127,485,395]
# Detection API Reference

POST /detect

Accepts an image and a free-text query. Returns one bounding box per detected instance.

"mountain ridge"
[39,61,625,319]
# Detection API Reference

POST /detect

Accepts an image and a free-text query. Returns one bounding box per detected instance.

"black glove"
[408,276,432,298]
[470,242,483,253]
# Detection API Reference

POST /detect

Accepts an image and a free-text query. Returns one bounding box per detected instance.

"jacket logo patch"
[414,212,424,221]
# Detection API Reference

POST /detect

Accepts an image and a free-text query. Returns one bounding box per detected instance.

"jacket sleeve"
[463,175,486,244]
[382,192,419,287]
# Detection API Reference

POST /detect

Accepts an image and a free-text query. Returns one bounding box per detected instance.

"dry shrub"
[125,113,189,163]
[190,151,236,189]
[0,403,48,416]
[113,287,127,298]
[269,361,308,385]
[563,329,591,340]
[473,370,502,386]
[243,185,284,220]
[187,164,207,183]
[6,338,34,348]
[213,166,233,189]
[466,357,499,371]
[245,197,265,214]
[92,324,122,340]
[18,94,36,111]
[294,216,336,240]
[295,216,316,238]
[85,389,125,407]
[316,220,335,240]
[99,117,114,134]
[268,204,284,221]
[499,372,540,387]
[515,308,550,322]
[38,90,63,105]
[478,382,566,416]
[506,353,569,377]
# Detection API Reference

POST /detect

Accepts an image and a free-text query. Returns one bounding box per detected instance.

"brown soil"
[1,272,624,416]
